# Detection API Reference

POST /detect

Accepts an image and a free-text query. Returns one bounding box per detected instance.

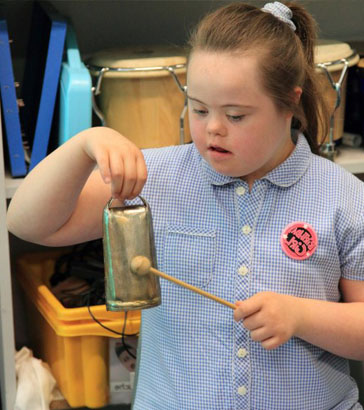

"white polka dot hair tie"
[261,2,297,31]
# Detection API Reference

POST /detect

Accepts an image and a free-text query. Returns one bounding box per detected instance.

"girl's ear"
[293,86,303,104]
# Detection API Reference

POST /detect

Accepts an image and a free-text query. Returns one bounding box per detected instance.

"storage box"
[16,252,141,408]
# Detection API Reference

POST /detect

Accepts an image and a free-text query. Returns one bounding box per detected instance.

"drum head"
[87,45,187,78]
[315,39,359,72]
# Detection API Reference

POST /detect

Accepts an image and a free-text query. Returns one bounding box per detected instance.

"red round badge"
[280,222,318,260]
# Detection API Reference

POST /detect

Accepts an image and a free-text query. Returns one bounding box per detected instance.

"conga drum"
[88,45,191,149]
[315,40,359,147]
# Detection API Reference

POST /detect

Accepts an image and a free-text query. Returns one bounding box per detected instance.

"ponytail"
[289,2,316,66]
[288,2,330,152]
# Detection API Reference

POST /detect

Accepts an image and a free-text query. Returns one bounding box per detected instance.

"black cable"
[87,303,123,336]
[87,305,138,360]
[86,285,139,357]
[121,311,137,359]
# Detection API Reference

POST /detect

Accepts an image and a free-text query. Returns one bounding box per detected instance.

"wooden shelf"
[5,171,24,199]
[334,146,364,174]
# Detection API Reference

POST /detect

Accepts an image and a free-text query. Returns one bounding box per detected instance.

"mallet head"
[130,256,152,276]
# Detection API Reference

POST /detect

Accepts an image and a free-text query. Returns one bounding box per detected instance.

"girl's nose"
[206,115,227,136]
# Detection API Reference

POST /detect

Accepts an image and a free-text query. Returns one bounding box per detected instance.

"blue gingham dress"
[131,134,364,409]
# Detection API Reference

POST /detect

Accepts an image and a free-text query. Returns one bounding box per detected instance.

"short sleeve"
[339,212,364,281]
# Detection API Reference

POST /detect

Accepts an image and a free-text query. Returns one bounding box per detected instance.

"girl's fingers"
[117,153,138,200]
[249,326,272,343]
[109,153,125,198]
[96,144,146,200]
[234,297,261,321]
[130,154,147,198]
[260,337,281,350]
[241,313,261,331]
[95,152,111,184]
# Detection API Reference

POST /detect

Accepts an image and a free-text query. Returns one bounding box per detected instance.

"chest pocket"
[163,225,216,288]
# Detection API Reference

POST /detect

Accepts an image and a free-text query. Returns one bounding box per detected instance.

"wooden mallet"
[130,256,236,310]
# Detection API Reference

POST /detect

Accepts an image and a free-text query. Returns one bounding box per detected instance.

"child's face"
[187,50,295,186]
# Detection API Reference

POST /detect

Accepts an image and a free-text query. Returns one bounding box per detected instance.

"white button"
[236,186,246,196]
[241,225,252,235]
[237,348,248,358]
[237,385,247,396]
[238,265,249,276]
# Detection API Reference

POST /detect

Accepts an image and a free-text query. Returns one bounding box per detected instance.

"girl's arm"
[234,278,364,360]
[294,278,364,360]
[6,127,147,246]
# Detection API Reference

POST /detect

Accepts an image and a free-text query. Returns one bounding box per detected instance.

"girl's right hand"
[82,127,147,201]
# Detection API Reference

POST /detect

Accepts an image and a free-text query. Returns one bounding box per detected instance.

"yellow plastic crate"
[16,252,140,408]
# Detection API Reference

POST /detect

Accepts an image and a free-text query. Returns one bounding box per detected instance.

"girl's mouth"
[208,145,232,160]
[209,145,230,153]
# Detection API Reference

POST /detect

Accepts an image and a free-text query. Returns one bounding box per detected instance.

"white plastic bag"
[15,347,62,410]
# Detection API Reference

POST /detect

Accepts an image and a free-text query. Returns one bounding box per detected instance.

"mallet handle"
[149,266,236,310]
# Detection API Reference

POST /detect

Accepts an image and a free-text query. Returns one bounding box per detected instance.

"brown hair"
[188,2,329,155]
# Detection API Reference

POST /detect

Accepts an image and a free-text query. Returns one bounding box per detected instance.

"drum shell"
[315,40,360,142]
[89,46,191,148]
[103,200,161,311]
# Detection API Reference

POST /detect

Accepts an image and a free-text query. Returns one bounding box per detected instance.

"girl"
[7,2,364,409]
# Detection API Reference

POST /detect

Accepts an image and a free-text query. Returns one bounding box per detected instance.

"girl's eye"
[192,108,208,116]
[227,114,244,122]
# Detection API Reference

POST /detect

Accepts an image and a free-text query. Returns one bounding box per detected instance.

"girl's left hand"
[234,292,304,350]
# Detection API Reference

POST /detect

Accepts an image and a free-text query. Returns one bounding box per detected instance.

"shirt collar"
[199,133,312,188]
